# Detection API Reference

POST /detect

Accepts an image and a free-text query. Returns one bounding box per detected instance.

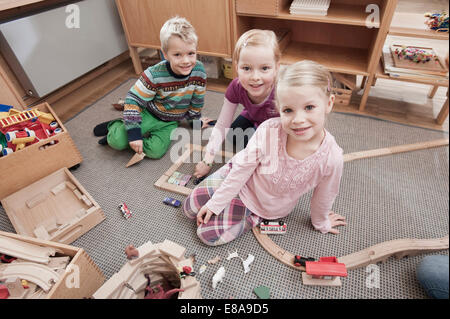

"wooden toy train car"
[305,256,347,280]
[260,220,287,235]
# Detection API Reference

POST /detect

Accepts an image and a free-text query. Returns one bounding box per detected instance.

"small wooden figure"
[125,245,139,260]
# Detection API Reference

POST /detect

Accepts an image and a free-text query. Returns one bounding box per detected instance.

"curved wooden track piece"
[339,235,449,270]
[0,262,60,292]
[253,227,449,271]
[253,139,449,270]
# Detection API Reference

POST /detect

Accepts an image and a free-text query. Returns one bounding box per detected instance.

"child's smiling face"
[278,85,334,144]
[237,46,278,104]
[164,36,197,76]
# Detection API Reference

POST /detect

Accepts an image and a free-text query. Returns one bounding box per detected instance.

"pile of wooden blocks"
[93,239,202,299]
[0,235,71,299]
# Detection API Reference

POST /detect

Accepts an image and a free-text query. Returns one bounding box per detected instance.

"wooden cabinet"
[233,0,397,108]
[116,0,233,74]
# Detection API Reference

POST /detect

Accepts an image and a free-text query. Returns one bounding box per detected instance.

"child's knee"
[142,139,170,159]
[182,197,197,220]
[106,121,129,150]
[196,227,223,246]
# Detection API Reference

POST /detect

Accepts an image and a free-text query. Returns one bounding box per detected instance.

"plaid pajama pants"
[183,163,262,246]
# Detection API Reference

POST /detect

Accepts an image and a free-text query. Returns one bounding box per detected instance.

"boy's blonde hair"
[160,16,198,52]
[276,60,333,103]
[233,29,281,65]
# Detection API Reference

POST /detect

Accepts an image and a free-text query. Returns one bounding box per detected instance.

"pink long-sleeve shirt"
[205,78,279,156]
[205,118,344,233]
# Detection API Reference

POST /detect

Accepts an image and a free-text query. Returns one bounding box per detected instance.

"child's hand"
[197,206,214,226]
[328,211,346,234]
[200,117,215,129]
[129,140,143,154]
[194,161,212,178]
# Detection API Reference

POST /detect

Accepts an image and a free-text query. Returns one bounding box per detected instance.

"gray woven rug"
[1,78,448,299]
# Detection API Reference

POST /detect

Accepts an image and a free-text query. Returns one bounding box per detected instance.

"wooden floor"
[50,56,448,132]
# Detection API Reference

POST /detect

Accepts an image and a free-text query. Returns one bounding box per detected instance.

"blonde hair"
[160,16,198,52]
[233,29,281,65]
[276,60,333,103]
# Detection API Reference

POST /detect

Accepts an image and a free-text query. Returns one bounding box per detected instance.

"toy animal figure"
[124,244,139,260]
[144,284,184,299]
[212,266,225,289]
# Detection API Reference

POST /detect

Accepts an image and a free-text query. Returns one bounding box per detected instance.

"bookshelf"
[366,8,449,126]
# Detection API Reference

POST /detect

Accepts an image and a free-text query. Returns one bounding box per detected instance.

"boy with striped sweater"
[94,16,206,158]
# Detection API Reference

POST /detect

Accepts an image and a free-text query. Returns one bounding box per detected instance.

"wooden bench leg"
[436,96,449,125]
[428,85,439,99]
[129,46,143,75]
[359,75,375,111]
[360,76,367,90]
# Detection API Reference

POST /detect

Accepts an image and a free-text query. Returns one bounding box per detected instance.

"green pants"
[106,109,178,159]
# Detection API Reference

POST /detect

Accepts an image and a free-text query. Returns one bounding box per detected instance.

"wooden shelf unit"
[238,2,371,27]
[233,0,396,110]
[364,7,449,126]
[389,12,450,40]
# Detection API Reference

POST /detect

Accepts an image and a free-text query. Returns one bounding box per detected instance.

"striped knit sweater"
[123,60,207,141]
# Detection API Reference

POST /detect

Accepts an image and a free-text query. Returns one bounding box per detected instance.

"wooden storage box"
[332,73,356,106]
[0,102,83,199]
[1,168,106,244]
[0,230,105,299]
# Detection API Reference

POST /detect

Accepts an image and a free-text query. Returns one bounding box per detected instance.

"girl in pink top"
[183,60,347,246]
[194,29,281,179]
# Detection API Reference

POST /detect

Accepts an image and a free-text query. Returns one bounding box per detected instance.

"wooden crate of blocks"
[93,239,202,299]
[0,102,83,199]
[331,73,356,106]
[1,167,106,244]
[0,231,105,299]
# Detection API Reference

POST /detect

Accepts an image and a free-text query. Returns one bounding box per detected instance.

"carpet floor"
[1,78,448,299]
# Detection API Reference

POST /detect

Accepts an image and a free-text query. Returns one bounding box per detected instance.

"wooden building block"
[47,257,70,270]
[73,189,83,200]
[33,226,50,240]
[159,239,186,260]
[126,152,145,168]
[80,195,92,207]
[65,181,77,191]
[26,192,47,209]
[0,235,56,264]
[51,182,66,195]
[92,273,125,299]
[301,272,342,287]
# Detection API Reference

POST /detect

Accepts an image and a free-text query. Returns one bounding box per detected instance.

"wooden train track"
[253,227,449,271]
[253,138,449,271]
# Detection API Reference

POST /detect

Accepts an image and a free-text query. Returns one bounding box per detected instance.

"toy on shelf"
[390,45,448,74]
[260,220,287,235]
[424,12,449,33]
[302,256,348,286]
[119,203,132,219]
